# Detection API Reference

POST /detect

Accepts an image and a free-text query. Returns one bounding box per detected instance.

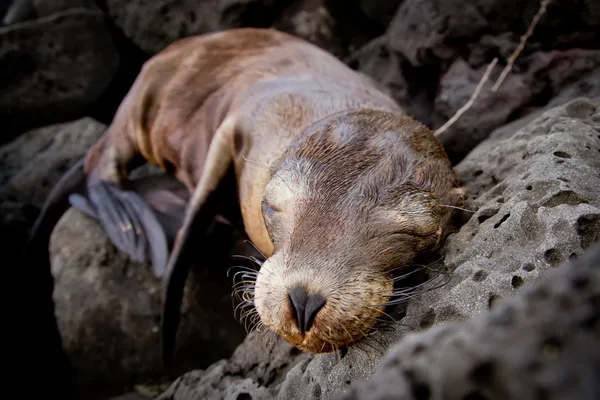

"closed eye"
[389,230,436,239]
[261,200,282,216]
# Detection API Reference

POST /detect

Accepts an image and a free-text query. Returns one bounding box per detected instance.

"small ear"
[447,186,469,207]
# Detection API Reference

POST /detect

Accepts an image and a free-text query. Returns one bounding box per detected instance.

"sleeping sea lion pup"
[30,28,467,362]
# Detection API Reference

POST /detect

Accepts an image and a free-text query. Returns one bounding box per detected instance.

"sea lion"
[30,28,467,363]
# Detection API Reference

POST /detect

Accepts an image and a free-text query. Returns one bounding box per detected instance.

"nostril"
[288,286,326,333]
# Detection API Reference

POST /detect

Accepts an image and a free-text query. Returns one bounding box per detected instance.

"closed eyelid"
[262,199,282,212]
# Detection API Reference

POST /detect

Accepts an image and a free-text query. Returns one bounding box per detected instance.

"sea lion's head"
[252,109,466,353]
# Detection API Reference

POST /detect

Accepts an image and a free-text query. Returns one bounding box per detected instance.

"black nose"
[288,287,326,333]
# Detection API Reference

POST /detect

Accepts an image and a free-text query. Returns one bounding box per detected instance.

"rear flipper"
[69,174,190,278]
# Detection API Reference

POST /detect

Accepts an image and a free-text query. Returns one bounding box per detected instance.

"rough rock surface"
[353,0,405,31]
[152,99,600,399]
[31,0,99,16]
[49,208,248,400]
[0,8,119,143]
[0,118,106,247]
[272,0,343,58]
[340,242,600,400]
[103,0,296,55]
[387,0,600,67]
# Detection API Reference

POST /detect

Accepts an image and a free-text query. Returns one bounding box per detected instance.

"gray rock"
[339,242,600,400]
[153,100,600,399]
[49,207,248,400]
[156,329,310,400]
[438,97,600,323]
[104,0,296,55]
[0,8,119,143]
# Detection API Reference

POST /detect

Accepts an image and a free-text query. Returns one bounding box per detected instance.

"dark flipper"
[68,174,190,278]
[129,174,189,244]
[29,158,87,253]
[160,190,222,367]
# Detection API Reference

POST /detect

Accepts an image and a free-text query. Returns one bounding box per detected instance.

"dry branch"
[434,58,498,137]
[492,0,552,91]
[433,0,552,137]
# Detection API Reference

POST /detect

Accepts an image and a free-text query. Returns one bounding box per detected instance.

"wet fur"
[32,28,466,365]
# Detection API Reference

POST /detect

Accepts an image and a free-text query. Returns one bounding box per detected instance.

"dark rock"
[356,0,405,30]
[349,7,600,162]
[1,118,107,400]
[272,0,344,58]
[0,117,106,245]
[339,242,600,400]
[346,37,408,110]
[31,0,99,16]
[345,36,440,127]
[433,49,600,161]
[387,0,600,67]
[0,8,120,144]
[523,48,600,103]
[103,0,296,55]
[434,59,531,163]
[2,0,34,24]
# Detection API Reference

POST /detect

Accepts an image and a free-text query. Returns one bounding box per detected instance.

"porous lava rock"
[340,242,600,400]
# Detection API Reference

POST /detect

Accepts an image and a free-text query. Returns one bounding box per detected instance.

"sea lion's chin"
[254,256,393,354]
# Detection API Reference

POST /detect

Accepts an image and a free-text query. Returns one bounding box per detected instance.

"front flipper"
[160,190,222,367]
[160,121,236,368]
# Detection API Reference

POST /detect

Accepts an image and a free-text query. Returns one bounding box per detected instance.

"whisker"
[386,256,445,274]
[232,287,256,297]
[384,266,431,283]
[437,204,476,213]
[365,306,398,324]
[232,254,265,267]
[379,274,449,297]
[227,265,259,277]
[355,334,381,354]
[242,240,267,260]
[232,272,257,285]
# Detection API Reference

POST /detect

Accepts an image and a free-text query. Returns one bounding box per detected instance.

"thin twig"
[434,58,498,137]
[492,0,551,92]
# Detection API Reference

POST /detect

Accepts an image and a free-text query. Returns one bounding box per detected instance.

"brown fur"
[82,28,466,354]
